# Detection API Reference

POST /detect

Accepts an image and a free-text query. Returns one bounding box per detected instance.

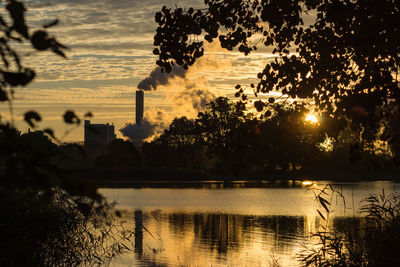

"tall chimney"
[136,90,144,125]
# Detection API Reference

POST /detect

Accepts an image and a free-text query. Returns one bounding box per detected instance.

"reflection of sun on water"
[302,181,314,186]
[305,114,318,123]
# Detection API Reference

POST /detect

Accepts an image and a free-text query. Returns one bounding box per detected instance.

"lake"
[99,180,399,266]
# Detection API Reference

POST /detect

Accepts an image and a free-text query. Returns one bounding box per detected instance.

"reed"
[300,185,400,266]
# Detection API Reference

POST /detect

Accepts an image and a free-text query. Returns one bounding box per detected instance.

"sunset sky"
[0,0,278,141]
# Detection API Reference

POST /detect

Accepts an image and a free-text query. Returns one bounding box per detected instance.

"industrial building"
[84,90,144,151]
[136,90,144,125]
[84,120,116,151]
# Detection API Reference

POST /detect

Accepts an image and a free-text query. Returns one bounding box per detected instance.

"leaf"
[319,196,330,213]
[0,50,9,68]
[0,88,8,101]
[24,110,41,128]
[84,112,93,118]
[317,209,326,221]
[63,110,80,125]
[55,41,68,49]
[52,48,66,58]
[6,0,29,39]
[254,100,265,112]
[31,30,51,50]
[12,51,21,70]
[43,19,59,28]
[43,128,55,139]
[142,225,155,239]
[2,68,35,86]
[0,14,7,27]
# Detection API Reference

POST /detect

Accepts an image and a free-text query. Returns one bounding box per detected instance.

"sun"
[305,114,318,124]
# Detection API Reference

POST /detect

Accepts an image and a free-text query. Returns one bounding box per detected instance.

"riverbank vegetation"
[301,186,400,266]
[0,1,131,264]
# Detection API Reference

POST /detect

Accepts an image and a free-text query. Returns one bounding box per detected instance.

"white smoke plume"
[173,82,216,117]
[121,42,231,142]
[119,119,156,141]
[120,109,170,142]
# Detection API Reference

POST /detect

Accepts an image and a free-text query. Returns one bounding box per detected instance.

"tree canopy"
[153,0,400,158]
[143,97,378,177]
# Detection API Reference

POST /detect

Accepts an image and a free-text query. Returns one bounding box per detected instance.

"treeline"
[9,97,397,181]
[141,97,397,180]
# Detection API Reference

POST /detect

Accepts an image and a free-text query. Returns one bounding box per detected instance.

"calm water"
[99,180,399,266]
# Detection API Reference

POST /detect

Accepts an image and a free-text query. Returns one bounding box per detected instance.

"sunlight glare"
[305,114,318,124]
[302,181,314,186]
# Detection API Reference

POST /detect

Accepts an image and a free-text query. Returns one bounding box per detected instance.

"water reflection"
[102,181,399,266]
[122,211,364,267]
[115,212,311,266]
[134,210,143,257]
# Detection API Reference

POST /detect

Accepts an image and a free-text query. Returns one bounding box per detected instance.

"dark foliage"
[143,97,395,178]
[301,186,400,266]
[0,1,131,265]
[0,188,131,266]
[153,0,400,162]
[95,138,142,169]
[0,128,132,265]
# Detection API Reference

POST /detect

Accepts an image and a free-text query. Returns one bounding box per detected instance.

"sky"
[0,0,277,142]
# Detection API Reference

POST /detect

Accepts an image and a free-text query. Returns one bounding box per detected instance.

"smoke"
[120,119,156,141]
[137,65,186,91]
[121,41,231,142]
[120,109,170,142]
[173,82,216,116]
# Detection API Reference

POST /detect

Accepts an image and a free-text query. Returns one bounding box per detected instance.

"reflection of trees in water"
[332,217,363,235]
[164,213,310,255]
[192,214,242,254]
[166,213,316,254]
[134,210,143,257]
[133,210,361,266]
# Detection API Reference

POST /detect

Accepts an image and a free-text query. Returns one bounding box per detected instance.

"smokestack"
[136,90,144,125]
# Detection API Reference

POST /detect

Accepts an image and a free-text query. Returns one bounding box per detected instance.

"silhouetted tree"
[143,116,206,169]
[145,97,333,176]
[95,138,142,169]
[156,116,199,147]
[182,97,245,159]
[153,0,400,163]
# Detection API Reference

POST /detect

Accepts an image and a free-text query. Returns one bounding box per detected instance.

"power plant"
[84,90,144,149]
[84,120,116,152]
[136,90,144,125]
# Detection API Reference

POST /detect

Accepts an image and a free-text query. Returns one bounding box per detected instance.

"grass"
[300,186,400,266]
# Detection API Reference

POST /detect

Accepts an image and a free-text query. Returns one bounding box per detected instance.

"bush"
[0,187,132,266]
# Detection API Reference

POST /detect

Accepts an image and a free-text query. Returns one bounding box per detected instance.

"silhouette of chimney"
[136,90,144,125]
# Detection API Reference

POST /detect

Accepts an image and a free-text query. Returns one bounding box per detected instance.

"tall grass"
[300,186,400,266]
